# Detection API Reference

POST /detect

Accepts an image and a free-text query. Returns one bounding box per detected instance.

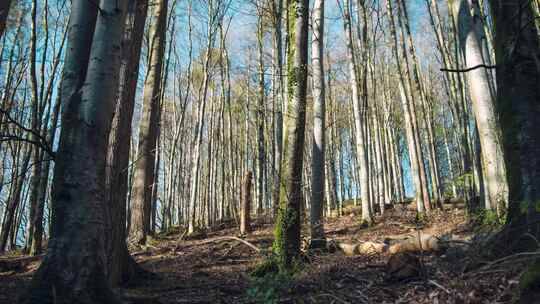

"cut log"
[337,243,358,256]
[388,234,441,254]
[337,241,387,256]
[358,241,387,255]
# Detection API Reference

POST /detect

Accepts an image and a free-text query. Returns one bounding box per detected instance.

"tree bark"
[488,0,540,251]
[21,0,128,302]
[106,0,148,285]
[342,0,373,225]
[256,16,266,216]
[0,0,11,39]
[451,0,508,214]
[273,0,309,270]
[310,0,326,248]
[129,0,168,245]
[240,171,252,235]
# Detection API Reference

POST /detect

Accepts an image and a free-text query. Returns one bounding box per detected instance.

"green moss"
[520,259,540,292]
[251,258,280,278]
[470,209,504,231]
[247,268,294,304]
[415,212,428,224]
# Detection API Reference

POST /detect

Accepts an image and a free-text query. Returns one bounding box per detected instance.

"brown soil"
[0,204,528,303]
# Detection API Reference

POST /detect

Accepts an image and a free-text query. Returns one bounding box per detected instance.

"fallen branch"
[199,236,262,254]
[466,251,540,276]
[0,254,44,272]
[428,279,451,294]
[314,293,354,304]
[440,64,496,73]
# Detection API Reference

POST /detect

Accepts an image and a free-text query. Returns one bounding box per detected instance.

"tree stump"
[240,171,253,235]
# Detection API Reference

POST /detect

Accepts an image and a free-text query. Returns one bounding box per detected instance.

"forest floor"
[0,203,529,303]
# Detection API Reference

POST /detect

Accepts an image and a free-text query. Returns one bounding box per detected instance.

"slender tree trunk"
[309,0,326,248]
[256,16,265,216]
[107,0,148,283]
[129,0,168,245]
[271,0,284,217]
[26,0,44,255]
[273,0,309,270]
[0,150,30,252]
[342,0,373,225]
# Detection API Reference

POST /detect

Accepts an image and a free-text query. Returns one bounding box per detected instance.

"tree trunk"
[309,0,326,248]
[271,0,284,217]
[106,0,148,285]
[129,0,168,245]
[273,0,309,270]
[21,0,128,302]
[0,0,11,39]
[256,16,265,216]
[342,0,373,225]
[240,171,252,235]
[489,0,540,251]
[450,0,508,214]
[0,151,30,252]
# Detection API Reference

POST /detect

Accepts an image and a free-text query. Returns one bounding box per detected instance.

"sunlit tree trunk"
[256,15,265,216]
[342,0,373,225]
[450,0,508,214]
[309,0,326,248]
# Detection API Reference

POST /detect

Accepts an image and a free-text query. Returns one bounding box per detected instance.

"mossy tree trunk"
[488,0,540,253]
[487,0,540,299]
[273,0,309,271]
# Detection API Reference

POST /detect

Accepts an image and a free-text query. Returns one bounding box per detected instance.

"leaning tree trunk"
[450,0,508,214]
[309,0,326,248]
[273,0,309,271]
[129,0,168,245]
[21,0,128,302]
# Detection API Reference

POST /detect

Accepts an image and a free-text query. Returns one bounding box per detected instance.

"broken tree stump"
[240,171,253,235]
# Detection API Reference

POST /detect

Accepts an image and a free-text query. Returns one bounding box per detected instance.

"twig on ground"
[428,279,451,294]
[315,293,354,304]
[199,236,262,254]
